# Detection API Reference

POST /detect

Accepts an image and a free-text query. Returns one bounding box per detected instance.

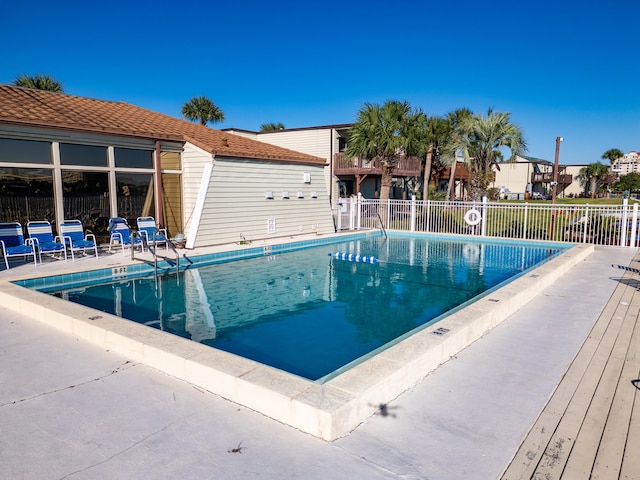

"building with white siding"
[224,125,426,200]
[223,125,350,201]
[0,85,335,248]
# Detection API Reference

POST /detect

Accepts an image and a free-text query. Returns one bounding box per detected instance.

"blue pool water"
[44,235,565,381]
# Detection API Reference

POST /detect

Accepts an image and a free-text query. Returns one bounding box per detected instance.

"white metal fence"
[333,196,640,248]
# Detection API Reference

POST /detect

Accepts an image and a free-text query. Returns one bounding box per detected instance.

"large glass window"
[0,167,55,225]
[0,138,51,164]
[116,172,154,222]
[62,171,110,239]
[161,173,182,236]
[114,148,153,168]
[160,151,181,170]
[60,143,107,166]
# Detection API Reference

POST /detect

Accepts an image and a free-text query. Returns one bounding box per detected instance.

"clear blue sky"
[1,0,638,165]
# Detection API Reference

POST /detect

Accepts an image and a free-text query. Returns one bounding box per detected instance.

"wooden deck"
[501,253,640,479]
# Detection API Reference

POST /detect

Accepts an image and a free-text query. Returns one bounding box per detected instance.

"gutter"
[330,128,334,203]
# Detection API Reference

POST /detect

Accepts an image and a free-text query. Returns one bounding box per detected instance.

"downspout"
[155,140,164,227]
[329,128,334,204]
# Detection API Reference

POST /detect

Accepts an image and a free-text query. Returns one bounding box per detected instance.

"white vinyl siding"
[256,129,333,161]
[253,128,339,201]
[182,143,214,239]
[191,157,334,247]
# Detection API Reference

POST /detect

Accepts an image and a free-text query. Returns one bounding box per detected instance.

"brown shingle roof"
[0,84,326,165]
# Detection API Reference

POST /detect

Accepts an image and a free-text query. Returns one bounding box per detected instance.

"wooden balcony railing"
[333,153,422,177]
[531,172,573,184]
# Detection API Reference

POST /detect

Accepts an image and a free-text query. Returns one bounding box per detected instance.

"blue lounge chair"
[136,216,168,251]
[108,217,143,256]
[59,220,99,261]
[27,220,67,263]
[0,222,37,269]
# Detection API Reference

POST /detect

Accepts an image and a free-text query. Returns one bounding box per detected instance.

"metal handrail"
[372,205,388,238]
[152,228,180,282]
[129,229,180,292]
[130,229,145,261]
[131,230,158,289]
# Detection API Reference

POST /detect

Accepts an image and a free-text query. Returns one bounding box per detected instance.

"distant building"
[488,155,581,199]
[611,151,640,176]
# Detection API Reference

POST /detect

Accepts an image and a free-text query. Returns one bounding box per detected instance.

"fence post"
[583,205,589,243]
[356,193,362,230]
[336,198,343,231]
[349,196,355,230]
[426,200,431,233]
[523,203,529,240]
[620,198,629,247]
[630,202,639,248]
[410,195,416,232]
[481,196,487,236]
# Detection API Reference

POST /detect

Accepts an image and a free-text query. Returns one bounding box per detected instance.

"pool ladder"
[131,229,180,289]
[372,205,388,238]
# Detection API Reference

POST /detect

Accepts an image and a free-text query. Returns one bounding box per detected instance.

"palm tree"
[13,74,63,92]
[260,122,285,132]
[578,162,610,198]
[181,96,224,126]
[345,100,426,202]
[422,115,449,198]
[601,148,624,166]
[439,108,473,200]
[443,108,526,201]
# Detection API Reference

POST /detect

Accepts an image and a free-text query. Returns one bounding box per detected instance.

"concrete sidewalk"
[0,246,636,479]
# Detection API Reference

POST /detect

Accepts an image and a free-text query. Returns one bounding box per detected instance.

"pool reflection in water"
[51,236,564,380]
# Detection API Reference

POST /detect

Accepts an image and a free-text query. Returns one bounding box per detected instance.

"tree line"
[11,74,280,132]
[10,73,629,200]
[345,101,528,202]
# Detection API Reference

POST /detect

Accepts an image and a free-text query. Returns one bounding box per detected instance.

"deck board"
[591,301,640,479]
[562,302,638,478]
[501,256,640,479]
[618,314,640,480]
[619,391,640,480]
[532,309,625,479]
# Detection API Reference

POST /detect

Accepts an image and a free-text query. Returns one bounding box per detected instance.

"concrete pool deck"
[0,238,638,478]
[0,236,592,441]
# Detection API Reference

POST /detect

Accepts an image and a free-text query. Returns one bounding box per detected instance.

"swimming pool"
[38,235,565,381]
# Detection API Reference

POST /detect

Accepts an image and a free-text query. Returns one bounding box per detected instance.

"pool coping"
[0,235,594,440]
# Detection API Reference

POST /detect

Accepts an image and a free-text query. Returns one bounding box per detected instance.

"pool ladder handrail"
[130,229,180,288]
[156,228,180,281]
[372,205,388,238]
